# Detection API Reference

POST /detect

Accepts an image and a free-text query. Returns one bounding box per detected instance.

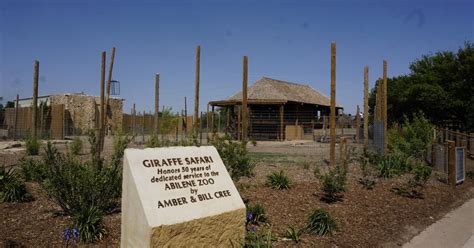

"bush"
[375,153,411,178]
[20,158,47,182]
[389,112,434,159]
[146,133,161,148]
[243,230,274,248]
[72,206,107,242]
[0,167,33,203]
[306,208,337,236]
[266,170,292,190]
[356,149,377,190]
[315,165,346,203]
[69,137,83,156]
[25,134,40,156]
[210,135,255,180]
[246,203,268,225]
[392,163,432,198]
[284,226,301,243]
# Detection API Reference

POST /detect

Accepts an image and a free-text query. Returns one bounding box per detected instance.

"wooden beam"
[14,94,19,140]
[104,47,116,134]
[32,60,39,139]
[242,56,248,144]
[330,42,336,166]
[383,60,388,154]
[99,51,106,153]
[155,73,160,134]
[447,140,456,186]
[184,96,188,137]
[364,66,369,148]
[280,105,284,141]
[355,105,360,143]
[194,45,201,136]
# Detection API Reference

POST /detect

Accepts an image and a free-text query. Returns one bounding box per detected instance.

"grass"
[306,208,337,236]
[266,170,292,190]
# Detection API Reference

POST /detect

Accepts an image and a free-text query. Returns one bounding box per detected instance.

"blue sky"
[1,0,473,114]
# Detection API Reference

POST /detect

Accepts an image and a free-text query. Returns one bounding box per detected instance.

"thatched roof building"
[210,77,343,141]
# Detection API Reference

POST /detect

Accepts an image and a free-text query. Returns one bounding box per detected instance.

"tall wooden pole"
[330,42,336,167]
[184,97,188,137]
[194,45,201,136]
[155,73,160,134]
[14,94,19,140]
[242,56,248,144]
[383,60,388,154]
[32,60,39,139]
[355,105,360,143]
[99,51,106,152]
[364,66,369,148]
[104,47,116,134]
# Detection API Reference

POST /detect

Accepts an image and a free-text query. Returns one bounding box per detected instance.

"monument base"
[151,208,246,247]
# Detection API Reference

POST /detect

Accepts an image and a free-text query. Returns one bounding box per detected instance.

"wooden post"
[280,105,284,141]
[99,51,106,153]
[132,103,136,136]
[14,94,19,140]
[355,105,360,143]
[32,60,39,139]
[447,140,456,186]
[206,104,210,143]
[218,111,221,133]
[211,105,215,134]
[237,107,241,141]
[176,112,179,143]
[194,45,201,136]
[382,60,388,154]
[470,133,474,158]
[155,73,160,135]
[104,47,116,135]
[184,97,188,137]
[199,112,203,145]
[364,66,369,147]
[330,42,336,166]
[340,137,347,168]
[242,56,248,144]
[431,141,436,166]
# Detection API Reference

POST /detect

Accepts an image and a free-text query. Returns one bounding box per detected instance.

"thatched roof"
[209,77,342,108]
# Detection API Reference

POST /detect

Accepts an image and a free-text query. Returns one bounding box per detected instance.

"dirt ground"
[0,139,473,247]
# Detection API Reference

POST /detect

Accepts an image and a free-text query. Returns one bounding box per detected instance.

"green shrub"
[467,171,474,179]
[20,158,47,182]
[72,206,107,243]
[411,163,432,186]
[375,153,411,178]
[306,208,337,236]
[389,112,434,159]
[69,137,83,156]
[315,165,347,203]
[146,133,161,148]
[0,167,33,203]
[392,163,432,198]
[243,230,274,248]
[356,149,377,190]
[266,170,292,190]
[210,135,255,180]
[246,203,268,225]
[25,134,40,156]
[284,226,301,243]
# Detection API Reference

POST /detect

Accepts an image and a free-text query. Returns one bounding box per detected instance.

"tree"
[369,42,474,131]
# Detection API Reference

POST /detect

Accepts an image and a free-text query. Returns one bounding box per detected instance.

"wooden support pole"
[237,107,241,141]
[14,94,19,140]
[155,73,160,135]
[104,47,116,135]
[206,104,210,143]
[199,112,203,145]
[340,137,347,168]
[132,103,136,135]
[383,60,388,154]
[280,105,284,141]
[184,97,188,137]
[99,51,106,153]
[194,45,201,136]
[211,105,215,134]
[355,105,360,143]
[447,140,456,186]
[32,60,39,139]
[364,66,369,147]
[330,42,336,166]
[176,112,179,143]
[242,56,248,144]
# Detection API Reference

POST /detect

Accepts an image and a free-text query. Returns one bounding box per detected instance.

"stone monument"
[121,146,246,247]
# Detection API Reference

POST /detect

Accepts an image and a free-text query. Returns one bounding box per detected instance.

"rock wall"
[50,94,123,135]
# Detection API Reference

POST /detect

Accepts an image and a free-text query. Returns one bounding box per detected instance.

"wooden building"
[209,77,343,141]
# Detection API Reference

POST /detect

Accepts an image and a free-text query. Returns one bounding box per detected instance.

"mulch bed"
[1,145,473,247]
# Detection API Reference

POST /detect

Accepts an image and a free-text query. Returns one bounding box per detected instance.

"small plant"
[20,157,47,182]
[375,153,411,178]
[246,203,268,225]
[357,149,377,190]
[467,171,474,179]
[0,167,33,203]
[250,137,257,147]
[243,230,274,248]
[284,226,301,243]
[69,137,83,156]
[266,170,292,190]
[25,134,40,155]
[306,208,337,236]
[315,165,347,203]
[301,161,311,170]
[210,134,255,180]
[146,133,161,148]
[392,163,432,198]
[62,227,79,245]
[72,206,107,243]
